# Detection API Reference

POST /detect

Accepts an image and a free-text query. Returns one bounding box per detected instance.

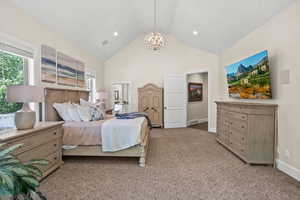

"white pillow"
[53,103,72,121]
[80,98,92,107]
[76,105,91,121]
[67,104,82,122]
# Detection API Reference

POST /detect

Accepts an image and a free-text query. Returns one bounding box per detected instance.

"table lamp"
[96,90,108,109]
[6,85,44,130]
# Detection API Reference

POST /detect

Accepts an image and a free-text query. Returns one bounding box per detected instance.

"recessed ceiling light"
[193,30,198,35]
[113,32,118,36]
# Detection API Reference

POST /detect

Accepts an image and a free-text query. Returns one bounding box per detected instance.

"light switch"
[280,70,290,84]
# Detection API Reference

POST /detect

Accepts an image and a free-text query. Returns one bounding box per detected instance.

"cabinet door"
[138,93,152,118]
[151,91,162,125]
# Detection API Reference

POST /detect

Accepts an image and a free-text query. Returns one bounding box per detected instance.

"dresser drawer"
[229,131,246,146]
[229,138,246,156]
[17,139,61,162]
[40,150,62,173]
[8,127,61,155]
[231,120,248,133]
[229,112,247,121]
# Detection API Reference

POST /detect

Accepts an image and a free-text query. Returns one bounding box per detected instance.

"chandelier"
[144,0,165,50]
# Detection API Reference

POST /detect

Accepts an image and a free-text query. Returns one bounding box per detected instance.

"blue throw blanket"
[115,112,152,129]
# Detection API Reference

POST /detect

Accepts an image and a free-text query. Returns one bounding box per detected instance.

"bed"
[44,88,150,167]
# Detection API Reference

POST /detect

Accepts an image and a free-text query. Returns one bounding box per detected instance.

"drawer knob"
[54,132,57,135]
[54,144,57,147]
[54,157,57,160]
[241,126,244,128]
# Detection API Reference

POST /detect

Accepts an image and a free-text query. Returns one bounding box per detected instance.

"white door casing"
[164,74,187,128]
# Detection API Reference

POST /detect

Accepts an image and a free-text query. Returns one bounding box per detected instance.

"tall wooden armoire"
[138,84,163,127]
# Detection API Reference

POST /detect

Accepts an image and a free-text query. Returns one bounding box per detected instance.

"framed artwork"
[41,44,86,88]
[188,82,203,102]
[114,90,119,101]
[41,45,57,83]
[57,52,77,87]
[225,50,272,99]
[76,60,85,88]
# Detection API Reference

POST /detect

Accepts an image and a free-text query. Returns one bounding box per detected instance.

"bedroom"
[0,0,300,199]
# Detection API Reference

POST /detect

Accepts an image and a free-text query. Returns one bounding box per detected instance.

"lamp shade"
[6,85,44,103]
[96,91,108,101]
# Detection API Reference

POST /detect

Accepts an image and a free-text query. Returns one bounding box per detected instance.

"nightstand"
[0,122,64,179]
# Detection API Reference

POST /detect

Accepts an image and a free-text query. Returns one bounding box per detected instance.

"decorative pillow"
[89,106,105,121]
[67,104,82,122]
[53,103,72,121]
[80,98,105,121]
[76,105,91,122]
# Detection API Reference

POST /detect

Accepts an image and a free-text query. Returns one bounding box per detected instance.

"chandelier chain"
[144,0,165,50]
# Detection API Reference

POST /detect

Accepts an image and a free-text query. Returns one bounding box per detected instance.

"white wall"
[103,35,219,130]
[0,0,104,89]
[187,73,208,124]
[219,2,300,173]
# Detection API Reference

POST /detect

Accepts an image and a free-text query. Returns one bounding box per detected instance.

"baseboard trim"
[187,118,208,126]
[208,127,216,133]
[276,159,300,182]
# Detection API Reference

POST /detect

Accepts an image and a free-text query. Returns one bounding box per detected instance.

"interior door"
[164,74,187,128]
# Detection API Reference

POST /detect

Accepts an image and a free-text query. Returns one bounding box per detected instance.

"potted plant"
[0,143,49,200]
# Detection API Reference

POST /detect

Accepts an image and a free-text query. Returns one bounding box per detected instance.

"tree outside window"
[0,51,25,130]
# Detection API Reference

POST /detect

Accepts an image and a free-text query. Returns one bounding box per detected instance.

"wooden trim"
[215,101,278,107]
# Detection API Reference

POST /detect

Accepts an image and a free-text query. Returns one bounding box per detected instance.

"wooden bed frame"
[44,87,150,167]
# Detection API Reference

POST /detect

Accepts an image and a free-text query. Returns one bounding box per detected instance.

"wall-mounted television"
[225,50,272,99]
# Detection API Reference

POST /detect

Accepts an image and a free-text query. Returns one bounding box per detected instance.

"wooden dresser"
[0,122,64,179]
[216,101,277,165]
[138,83,163,127]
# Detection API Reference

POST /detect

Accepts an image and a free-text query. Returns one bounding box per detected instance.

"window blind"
[0,42,34,59]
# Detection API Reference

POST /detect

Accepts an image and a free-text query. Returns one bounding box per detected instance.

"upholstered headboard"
[44,88,89,121]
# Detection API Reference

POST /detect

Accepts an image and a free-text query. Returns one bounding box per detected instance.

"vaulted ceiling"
[12,0,294,60]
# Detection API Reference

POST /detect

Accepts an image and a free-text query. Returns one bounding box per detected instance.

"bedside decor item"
[144,0,165,50]
[0,143,49,199]
[6,85,44,130]
[188,82,203,102]
[96,90,108,110]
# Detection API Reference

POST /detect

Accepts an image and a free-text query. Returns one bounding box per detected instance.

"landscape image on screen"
[225,50,272,99]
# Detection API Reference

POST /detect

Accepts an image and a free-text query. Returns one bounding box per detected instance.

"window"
[86,71,96,103]
[0,41,34,132]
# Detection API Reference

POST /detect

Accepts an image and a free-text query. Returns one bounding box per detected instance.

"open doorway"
[186,72,208,131]
[111,82,131,114]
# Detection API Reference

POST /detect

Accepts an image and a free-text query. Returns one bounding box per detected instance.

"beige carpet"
[40,128,300,200]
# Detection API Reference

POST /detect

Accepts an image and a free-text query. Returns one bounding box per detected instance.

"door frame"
[185,69,212,132]
[111,81,132,112]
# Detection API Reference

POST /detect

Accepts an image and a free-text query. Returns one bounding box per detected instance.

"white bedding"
[101,117,145,152]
